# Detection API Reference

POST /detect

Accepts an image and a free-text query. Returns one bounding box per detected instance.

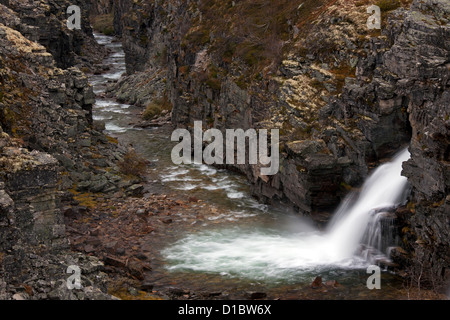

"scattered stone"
[126,184,144,196]
[84,244,95,253]
[140,282,154,292]
[161,217,173,224]
[311,276,323,289]
[12,293,27,300]
[248,292,267,300]
[136,209,146,216]
[207,292,222,297]
[127,260,146,280]
[104,255,127,269]
[325,280,340,288]
[135,253,148,261]
[128,287,139,296]
[168,287,189,297]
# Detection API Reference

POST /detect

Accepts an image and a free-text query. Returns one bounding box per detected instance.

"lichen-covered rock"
[0,2,136,299]
[4,0,108,70]
[0,18,128,195]
[0,127,118,299]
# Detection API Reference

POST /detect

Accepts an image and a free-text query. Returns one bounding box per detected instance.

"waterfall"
[325,147,411,261]
[360,211,399,263]
[163,148,411,281]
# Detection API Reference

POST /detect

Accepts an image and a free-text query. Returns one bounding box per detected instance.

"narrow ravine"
[90,33,412,300]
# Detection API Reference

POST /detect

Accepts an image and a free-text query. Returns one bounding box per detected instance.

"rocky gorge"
[0,0,448,300]
[106,0,449,294]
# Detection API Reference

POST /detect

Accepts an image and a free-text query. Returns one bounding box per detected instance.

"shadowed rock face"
[386,0,450,291]
[3,0,100,69]
[110,0,449,290]
[0,2,134,299]
[0,127,114,300]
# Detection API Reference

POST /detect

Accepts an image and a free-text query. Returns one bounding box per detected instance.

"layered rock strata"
[0,1,144,299]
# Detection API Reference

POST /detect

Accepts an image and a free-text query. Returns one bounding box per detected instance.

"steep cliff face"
[0,2,132,299]
[110,0,449,291]
[0,9,128,195]
[2,0,108,70]
[110,0,412,213]
[384,0,449,291]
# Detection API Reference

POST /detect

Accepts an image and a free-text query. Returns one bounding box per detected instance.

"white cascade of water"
[163,148,411,280]
[359,211,399,263]
[325,148,410,261]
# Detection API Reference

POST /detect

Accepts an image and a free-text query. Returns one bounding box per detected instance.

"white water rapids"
[163,148,411,281]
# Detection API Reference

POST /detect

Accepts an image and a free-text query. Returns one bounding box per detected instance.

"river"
[89,33,411,300]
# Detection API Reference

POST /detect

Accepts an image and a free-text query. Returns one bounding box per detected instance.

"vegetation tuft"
[117,150,148,178]
[142,95,172,120]
[92,14,115,35]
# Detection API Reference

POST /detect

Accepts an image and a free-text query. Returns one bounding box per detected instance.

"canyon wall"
[0,0,136,299]
[110,0,449,291]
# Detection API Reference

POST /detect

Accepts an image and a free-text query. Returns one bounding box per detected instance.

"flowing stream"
[90,33,411,299]
[162,148,410,281]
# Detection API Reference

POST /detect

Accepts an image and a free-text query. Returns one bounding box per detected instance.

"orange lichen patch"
[69,188,98,208]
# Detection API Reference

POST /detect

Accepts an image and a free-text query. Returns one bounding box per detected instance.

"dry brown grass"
[92,13,114,35]
[117,150,148,178]
[142,95,172,120]
[185,0,332,75]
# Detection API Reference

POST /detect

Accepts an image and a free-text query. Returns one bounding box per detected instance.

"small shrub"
[203,64,224,91]
[179,65,190,75]
[92,14,115,35]
[140,34,149,45]
[142,102,163,120]
[236,75,248,89]
[185,28,210,46]
[205,78,221,91]
[142,96,173,120]
[117,150,147,177]
[375,0,401,12]
[222,40,237,64]
[237,43,265,67]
